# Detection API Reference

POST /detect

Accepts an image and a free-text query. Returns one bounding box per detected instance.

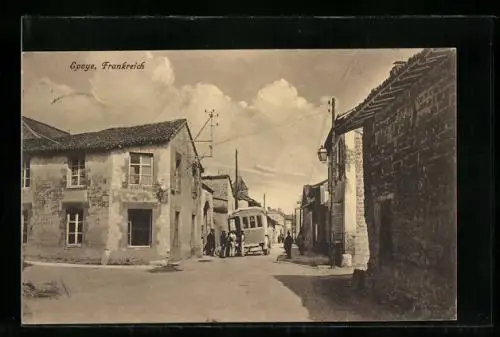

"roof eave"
[332,48,453,135]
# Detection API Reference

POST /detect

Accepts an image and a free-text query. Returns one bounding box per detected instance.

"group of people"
[203,228,246,258]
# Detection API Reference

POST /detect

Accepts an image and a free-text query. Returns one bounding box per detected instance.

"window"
[173,153,182,193]
[257,215,263,228]
[234,217,241,231]
[22,211,29,244]
[128,209,152,247]
[249,216,256,228]
[66,208,84,246]
[242,216,249,229]
[129,153,153,186]
[22,158,30,188]
[69,156,85,187]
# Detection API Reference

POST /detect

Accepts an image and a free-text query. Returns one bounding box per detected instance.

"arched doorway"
[202,201,210,252]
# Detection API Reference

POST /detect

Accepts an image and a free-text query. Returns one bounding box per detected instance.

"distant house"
[233,175,262,208]
[201,175,235,247]
[22,118,204,265]
[299,179,329,254]
[22,116,70,140]
[267,208,285,243]
[329,48,457,316]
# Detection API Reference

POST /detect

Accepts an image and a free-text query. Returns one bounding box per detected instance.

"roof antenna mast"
[194,109,218,159]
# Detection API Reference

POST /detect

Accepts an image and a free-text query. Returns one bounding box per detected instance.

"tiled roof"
[202,175,234,201]
[22,116,70,140]
[324,48,455,142]
[23,119,187,154]
[239,194,261,207]
[233,175,249,196]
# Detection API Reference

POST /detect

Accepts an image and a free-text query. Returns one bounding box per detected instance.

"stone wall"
[362,51,457,316]
[107,142,170,263]
[353,129,370,269]
[23,153,111,264]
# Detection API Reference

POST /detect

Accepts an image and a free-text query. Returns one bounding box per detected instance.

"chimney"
[390,61,406,76]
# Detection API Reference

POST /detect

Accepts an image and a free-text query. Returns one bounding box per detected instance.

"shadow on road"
[273,274,412,322]
[148,265,183,273]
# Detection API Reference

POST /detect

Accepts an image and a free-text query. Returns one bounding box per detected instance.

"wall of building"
[23,152,111,264]
[343,131,358,256]
[23,126,203,265]
[353,129,370,270]
[362,53,456,315]
[200,188,214,252]
[238,199,249,208]
[168,126,203,260]
[107,142,170,264]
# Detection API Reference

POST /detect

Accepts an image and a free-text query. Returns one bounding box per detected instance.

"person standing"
[284,231,293,259]
[240,231,245,256]
[220,230,227,258]
[229,231,237,257]
[263,234,270,255]
[206,228,216,256]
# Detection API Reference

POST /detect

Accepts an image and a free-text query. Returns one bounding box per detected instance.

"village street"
[22,244,408,324]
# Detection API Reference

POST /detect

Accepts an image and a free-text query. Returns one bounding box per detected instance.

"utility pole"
[329,97,337,267]
[263,193,266,210]
[194,109,218,159]
[235,148,239,210]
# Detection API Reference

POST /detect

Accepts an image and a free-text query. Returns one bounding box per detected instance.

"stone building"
[201,174,235,247]
[322,128,367,267]
[22,118,204,265]
[299,179,329,254]
[331,48,457,316]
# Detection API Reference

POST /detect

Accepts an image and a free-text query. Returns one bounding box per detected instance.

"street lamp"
[317,145,328,163]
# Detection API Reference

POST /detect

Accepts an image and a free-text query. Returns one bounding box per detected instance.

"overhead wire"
[304,51,359,185]
[213,109,326,146]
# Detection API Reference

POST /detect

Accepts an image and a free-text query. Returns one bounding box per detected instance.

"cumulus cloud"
[22,51,333,212]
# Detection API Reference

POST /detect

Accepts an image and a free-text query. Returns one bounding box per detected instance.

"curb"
[274,259,326,270]
[274,260,355,274]
[25,260,155,270]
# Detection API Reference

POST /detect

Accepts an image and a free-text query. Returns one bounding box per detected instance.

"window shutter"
[122,157,129,188]
[62,166,68,188]
[170,169,175,193]
[83,168,90,187]
[152,154,157,187]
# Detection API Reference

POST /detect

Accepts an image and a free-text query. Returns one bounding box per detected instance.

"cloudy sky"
[22,48,421,213]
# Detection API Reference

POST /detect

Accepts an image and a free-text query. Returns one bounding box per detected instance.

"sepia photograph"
[21,48,457,324]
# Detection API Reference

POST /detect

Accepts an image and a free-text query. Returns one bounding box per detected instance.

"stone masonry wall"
[107,142,170,264]
[363,51,457,316]
[24,153,111,264]
[353,129,370,269]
